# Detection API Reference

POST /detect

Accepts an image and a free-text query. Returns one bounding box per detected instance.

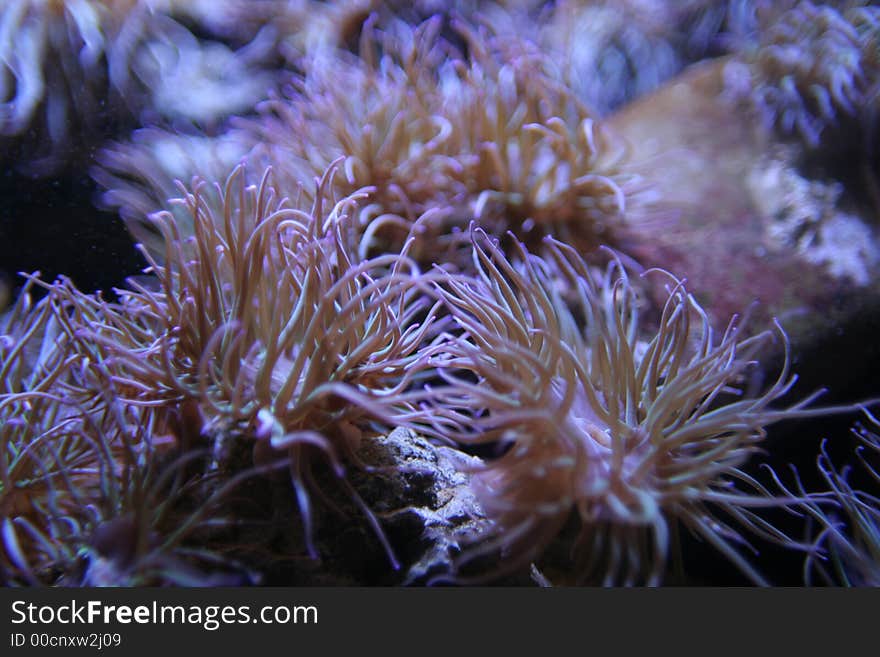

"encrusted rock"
[353,427,488,584]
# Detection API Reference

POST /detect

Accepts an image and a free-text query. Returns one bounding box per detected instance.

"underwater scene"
[1,0,879,587]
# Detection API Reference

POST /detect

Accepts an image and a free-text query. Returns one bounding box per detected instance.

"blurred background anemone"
[98,16,641,270]
[0,0,278,174]
[725,0,880,148]
[93,126,256,254]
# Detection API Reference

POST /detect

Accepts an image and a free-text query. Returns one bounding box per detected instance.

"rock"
[608,57,880,400]
[353,427,488,584]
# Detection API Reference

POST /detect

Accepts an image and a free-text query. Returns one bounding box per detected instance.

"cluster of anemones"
[4,156,847,585]
[5,3,876,588]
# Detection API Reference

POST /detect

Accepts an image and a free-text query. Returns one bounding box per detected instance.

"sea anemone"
[441,22,632,251]
[238,17,633,263]
[259,0,375,61]
[1,274,259,585]
[410,228,824,585]
[128,12,276,127]
[0,0,274,172]
[0,0,117,168]
[72,164,444,563]
[728,1,880,147]
[802,410,880,586]
[244,17,455,244]
[0,277,100,583]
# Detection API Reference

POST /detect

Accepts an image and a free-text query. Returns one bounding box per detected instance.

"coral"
[407,229,822,584]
